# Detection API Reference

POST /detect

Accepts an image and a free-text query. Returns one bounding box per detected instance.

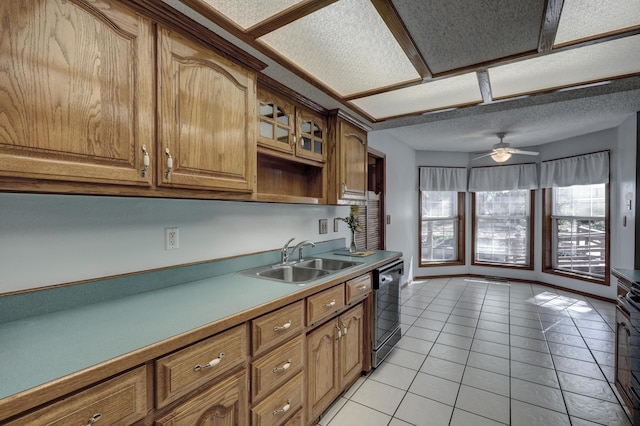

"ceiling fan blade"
[473,152,494,160]
[509,149,539,156]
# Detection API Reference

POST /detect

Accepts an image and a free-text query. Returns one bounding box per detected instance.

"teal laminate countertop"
[613,268,640,284]
[0,246,401,412]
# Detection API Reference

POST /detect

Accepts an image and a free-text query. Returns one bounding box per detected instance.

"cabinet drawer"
[7,366,147,426]
[346,273,371,304]
[307,284,345,326]
[252,300,305,356]
[251,371,304,426]
[156,324,248,408]
[252,334,304,401]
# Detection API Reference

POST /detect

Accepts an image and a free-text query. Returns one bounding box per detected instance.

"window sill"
[542,267,609,286]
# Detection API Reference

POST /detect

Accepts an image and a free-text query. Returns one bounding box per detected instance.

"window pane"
[420,190,461,265]
[476,217,529,264]
[421,219,457,262]
[474,190,530,266]
[553,184,605,217]
[554,218,606,277]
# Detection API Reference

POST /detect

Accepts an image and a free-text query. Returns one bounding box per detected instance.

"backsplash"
[0,193,351,294]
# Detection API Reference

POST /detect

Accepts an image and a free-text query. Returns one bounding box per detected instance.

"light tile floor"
[317,277,632,426]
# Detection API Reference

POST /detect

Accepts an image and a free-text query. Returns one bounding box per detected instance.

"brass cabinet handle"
[356,285,367,291]
[323,299,336,309]
[141,145,149,177]
[273,399,291,415]
[273,359,291,373]
[164,148,173,179]
[86,413,102,426]
[273,320,292,332]
[193,352,224,372]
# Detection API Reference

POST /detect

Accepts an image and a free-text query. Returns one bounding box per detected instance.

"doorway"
[356,148,386,250]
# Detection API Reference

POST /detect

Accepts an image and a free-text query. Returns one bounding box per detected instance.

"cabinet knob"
[273,399,291,415]
[85,413,102,426]
[165,148,173,179]
[141,145,149,178]
[193,352,224,372]
[273,320,292,332]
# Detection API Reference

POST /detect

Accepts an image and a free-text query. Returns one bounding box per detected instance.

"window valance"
[540,151,609,188]
[419,167,467,191]
[468,163,538,192]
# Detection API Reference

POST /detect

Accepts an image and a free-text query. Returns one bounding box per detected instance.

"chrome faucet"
[291,240,316,262]
[281,237,296,264]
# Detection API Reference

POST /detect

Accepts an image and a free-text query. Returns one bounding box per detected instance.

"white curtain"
[468,163,538,192]
[540,151,609,188]
[419,167,467,191]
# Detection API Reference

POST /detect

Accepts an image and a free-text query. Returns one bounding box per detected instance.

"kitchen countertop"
[0,248,401,406]
[613,268,640,284]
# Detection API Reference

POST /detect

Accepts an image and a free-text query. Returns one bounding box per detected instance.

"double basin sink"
[239,257,363,285]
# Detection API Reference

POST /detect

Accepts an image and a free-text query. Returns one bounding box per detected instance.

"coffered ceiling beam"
[370,0,432,79]
[247,0,338,38]
[538,0,564,52]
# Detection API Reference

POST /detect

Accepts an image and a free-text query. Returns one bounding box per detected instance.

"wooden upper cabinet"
[328,112,368,204]
[157,26,256,193]
[296,109,326,163]
[257,88,295,156]
[0,0,154,187]
[257,88,326,164]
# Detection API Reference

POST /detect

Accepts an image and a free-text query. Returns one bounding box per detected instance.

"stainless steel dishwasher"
[371,259,404,368]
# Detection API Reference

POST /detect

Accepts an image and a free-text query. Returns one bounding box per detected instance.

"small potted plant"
[339,206,363,253]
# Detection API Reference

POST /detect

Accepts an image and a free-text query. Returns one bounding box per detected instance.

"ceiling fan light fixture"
[491,150,512,163]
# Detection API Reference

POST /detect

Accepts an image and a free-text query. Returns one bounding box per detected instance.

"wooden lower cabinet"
[306,303,365,423]
[156,369,248,426]
[6,366,147,426]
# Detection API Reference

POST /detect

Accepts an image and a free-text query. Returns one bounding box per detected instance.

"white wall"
[368,133,417,280]
[0,194,351,293]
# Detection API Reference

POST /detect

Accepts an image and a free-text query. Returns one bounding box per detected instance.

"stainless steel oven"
[371,259,403,368]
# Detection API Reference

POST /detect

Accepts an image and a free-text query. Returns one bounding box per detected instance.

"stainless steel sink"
[295,258,362,271]
[256,265,331,283]
[238,257,363,284]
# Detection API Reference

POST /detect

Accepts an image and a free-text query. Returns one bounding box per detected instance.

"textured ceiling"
[391,0,546,74]
[169,0,640,153]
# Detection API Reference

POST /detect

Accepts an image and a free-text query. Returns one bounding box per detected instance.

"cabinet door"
[296,109,326,163]
[0,0,154,187]
[338,120,367,201]
[616,305,634,410]
[158,27,256,192]
[306,320,339,422]
[338,303,365,387]
[156,370,248,426]
[257,88,295,155]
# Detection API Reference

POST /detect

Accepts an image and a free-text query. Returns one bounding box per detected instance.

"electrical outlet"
[334,218,340,232]
[165,227,179,250]
[319,219,328,234]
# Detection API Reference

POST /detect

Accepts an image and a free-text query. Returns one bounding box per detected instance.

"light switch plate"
[319,219,328,234]
[334,218,340,232]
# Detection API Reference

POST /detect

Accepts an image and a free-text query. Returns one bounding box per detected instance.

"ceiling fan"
[473,133,539,163]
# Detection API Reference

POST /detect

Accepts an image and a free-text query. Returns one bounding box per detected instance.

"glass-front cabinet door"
[297,109,326,163]
[257,88,294,155]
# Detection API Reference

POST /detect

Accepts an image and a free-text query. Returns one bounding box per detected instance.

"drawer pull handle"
[273,359,291,373]
[141,145,149,177]
[273,399,291,415]
[273,320,292,332]
[164,148,173,179]
[323,299,336,309]
[193,352,224,372]
[356,285,367,291]
[86,413,102,426]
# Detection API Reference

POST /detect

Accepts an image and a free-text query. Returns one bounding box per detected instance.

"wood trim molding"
[369,0,431,79]
[538,0,564,52]
[247,0,338,38]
